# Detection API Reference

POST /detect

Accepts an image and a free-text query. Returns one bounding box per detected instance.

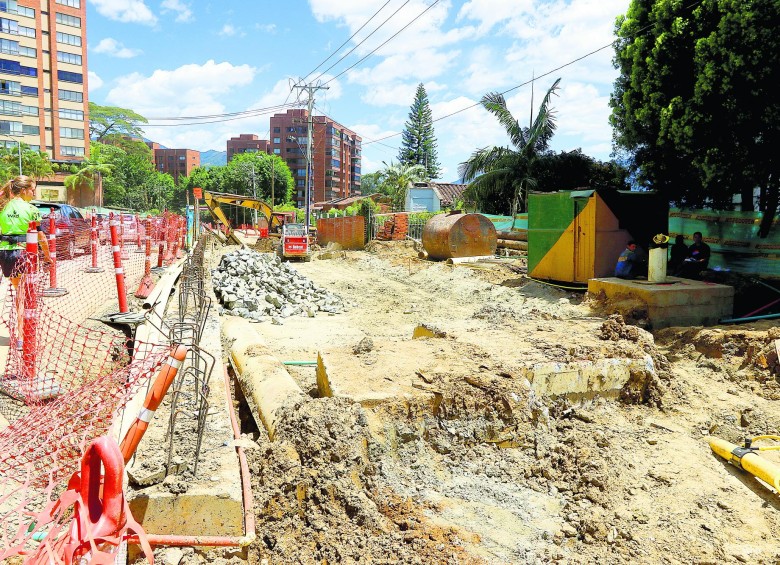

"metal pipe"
[719,312,780,324]
[740,296,780,319]
[756,279,780,296]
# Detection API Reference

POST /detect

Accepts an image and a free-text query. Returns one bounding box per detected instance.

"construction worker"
[614,240,647,280]
[678,231,711,279]
[0,175,51,349]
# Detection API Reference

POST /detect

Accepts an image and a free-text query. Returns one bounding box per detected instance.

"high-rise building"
[1,0,89,162]
[269,109,361,208]
[226,133,270,161]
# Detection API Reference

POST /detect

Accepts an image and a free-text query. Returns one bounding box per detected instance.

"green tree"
[89,140,162,210]
[89,103,148,143]
[64,162,114,191]
[359,171,383,195]
[378,161,427,211]
[222,152,294,205]
[610,0,780,235]
[532,149,629,192]
[398,83,441,180]
[459,78,560,216]
[1,144,54,182]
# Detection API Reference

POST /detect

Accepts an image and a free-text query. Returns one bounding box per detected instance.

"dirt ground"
[191,240,780,564]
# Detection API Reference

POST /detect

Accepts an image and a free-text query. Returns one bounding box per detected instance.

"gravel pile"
[212,248,346,324]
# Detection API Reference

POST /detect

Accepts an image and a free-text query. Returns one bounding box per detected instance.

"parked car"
[31,201,91,259]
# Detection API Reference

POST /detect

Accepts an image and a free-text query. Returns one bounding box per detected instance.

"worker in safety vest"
[0,175,51,349]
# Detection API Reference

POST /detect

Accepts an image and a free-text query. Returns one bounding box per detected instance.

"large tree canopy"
[89,103,148,143]
[610,0,780,235]
[221,152,294,206]
[398,83,441,180]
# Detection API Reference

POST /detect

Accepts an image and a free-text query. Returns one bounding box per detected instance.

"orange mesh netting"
[0,211,187,562]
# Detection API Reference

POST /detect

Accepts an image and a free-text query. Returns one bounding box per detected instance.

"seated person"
[615,240,647,279]
[678,231,711,279]
[668,235,688,275]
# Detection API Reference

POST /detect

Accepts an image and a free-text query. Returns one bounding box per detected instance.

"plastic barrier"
[120,344,188,463]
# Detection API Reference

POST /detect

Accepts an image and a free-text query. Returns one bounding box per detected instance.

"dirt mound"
[586,289,650,328]
[251,237,276,253]
[245,397,476,564]
[656,325,780,398]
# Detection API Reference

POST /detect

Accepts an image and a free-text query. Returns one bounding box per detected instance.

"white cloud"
[107,60,256,119]
[349,123,402,173]
[360,81,446,107]
[88,71,104,91]
[104,61,273,153]
[93,38,142,58]
[219,24,243,37]
[161,0,193,23]
[91,0,157,25]
[255,23,277,34]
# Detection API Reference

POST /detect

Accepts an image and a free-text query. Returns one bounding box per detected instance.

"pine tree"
[398,83,441,180]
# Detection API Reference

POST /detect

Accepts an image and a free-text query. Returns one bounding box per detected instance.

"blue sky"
[86,0,630,181]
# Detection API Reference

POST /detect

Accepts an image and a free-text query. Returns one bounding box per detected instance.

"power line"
[144,102,301,127]
[360,0,704,146]
[310,0,411,85]
[323,0,441,86]
[300,0,395,84]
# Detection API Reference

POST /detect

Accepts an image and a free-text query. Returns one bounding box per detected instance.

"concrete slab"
[223,316,305,440]
[316,338,474,406]
[588,276,734,329]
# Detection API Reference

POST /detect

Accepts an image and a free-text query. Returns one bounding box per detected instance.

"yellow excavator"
[203,191,293,245]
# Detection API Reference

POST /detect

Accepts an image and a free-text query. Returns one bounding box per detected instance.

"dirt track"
[216,241,780,564]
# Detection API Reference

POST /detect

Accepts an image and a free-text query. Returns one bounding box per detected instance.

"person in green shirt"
[0,175,51,349]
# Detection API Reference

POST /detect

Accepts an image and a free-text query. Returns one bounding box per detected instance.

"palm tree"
[459,78,561,217]
[65,162,113,207]
[378,161,427,211]
[64,162,113,191]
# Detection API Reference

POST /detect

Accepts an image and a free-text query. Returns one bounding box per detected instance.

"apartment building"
[1,0,89,162]
[269,109,362,208]
[147,143,200,184]
[226,133,270,161]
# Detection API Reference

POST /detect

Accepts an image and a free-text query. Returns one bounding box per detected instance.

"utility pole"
[270,157,275,213]
[250,163,257,228]
[292,82,328,233]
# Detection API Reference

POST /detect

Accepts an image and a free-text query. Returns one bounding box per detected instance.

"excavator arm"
[203,191,284,245]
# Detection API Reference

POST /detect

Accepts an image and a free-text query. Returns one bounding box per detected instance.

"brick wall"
[317,216,366,250]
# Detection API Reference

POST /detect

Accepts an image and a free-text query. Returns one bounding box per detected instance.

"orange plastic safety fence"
[0,210,187,561]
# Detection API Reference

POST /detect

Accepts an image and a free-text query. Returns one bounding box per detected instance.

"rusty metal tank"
[422,212,497,260]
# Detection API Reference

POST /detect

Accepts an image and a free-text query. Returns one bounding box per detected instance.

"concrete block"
[588,277,734,329]
[529,356,655,400]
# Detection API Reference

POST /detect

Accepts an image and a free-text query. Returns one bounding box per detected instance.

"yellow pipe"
[709,437,780,491]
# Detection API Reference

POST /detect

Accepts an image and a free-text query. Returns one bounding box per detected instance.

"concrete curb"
[223,317,304,440]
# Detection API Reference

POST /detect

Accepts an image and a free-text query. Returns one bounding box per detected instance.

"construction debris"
[212,248,347,323]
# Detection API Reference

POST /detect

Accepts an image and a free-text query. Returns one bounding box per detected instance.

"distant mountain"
[200,150,227,167]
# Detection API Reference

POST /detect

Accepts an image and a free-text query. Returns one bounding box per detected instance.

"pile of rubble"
[212,248,346,324]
